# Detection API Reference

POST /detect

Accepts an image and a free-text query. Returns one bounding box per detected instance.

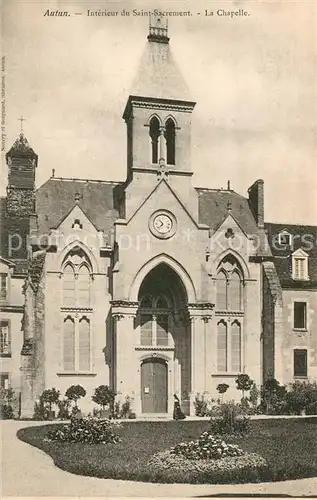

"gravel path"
[1,420,316,497]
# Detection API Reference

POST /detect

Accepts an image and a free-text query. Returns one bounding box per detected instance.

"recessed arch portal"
[130,254,196,303]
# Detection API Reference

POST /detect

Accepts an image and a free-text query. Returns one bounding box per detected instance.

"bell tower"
[6,131,38,216]
[123,14,196,183]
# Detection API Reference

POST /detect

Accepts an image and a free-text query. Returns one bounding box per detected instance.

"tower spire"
[148,13,169,44]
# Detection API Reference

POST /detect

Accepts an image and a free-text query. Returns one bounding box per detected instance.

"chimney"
[248,179,264,228]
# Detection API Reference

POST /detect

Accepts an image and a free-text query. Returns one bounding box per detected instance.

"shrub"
[46,416,122,444]
[216,383,229,402]
[260,378,287,415]
[0,388,14,419]
[65,385,86,406]
[57,398,71,420]
[92,385,116,415]
[284,381,317,415]
[209,401,251,436]
[194,394,209,417]
[236,374,254,399]
[41,388,60,412]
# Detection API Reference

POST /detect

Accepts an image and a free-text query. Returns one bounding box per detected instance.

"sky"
[2,0,317,224]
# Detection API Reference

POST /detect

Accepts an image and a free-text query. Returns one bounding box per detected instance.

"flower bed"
[147,430,267,483]
[148,449,267,484]
[46,416,121,444]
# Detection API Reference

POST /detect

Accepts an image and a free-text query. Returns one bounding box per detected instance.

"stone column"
[159,126,166,165]
[112,300,139,412]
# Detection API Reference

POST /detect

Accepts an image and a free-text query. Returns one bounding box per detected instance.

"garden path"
[1,420,316,497]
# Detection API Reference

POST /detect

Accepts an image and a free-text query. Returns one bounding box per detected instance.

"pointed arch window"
[165,118,176,165]
[62,252,92,308]
[231,321,241,372]
[79,316,90,371]
[139,294,170,347]
[77,265,90,307]
[230,271,242,311]
[217,320,228,372]
[215,256,244,373]
[63,316,75,371]
[150,117,160,164]
[216,271,228,310]
[63,264,76,307]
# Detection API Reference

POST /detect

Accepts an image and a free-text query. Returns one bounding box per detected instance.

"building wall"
[278,289,317,385]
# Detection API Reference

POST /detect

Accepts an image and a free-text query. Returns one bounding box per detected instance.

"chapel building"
[1,17,316,418]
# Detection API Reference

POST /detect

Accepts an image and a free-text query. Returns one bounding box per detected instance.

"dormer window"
[278,230,292,247]
[292,248,309,280]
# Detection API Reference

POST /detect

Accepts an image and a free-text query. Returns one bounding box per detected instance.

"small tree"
[216,383,229,402]
[40,388,60,416]
[236,374,253,400]
[92,385,116,416]
[65,385,86,408]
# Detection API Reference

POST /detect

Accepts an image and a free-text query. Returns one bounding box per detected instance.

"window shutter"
[294,349,307,377]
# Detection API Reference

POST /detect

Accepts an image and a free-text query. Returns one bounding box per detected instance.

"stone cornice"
[111,300,140,308]
[123,95,196,119]
[0,304,24,313]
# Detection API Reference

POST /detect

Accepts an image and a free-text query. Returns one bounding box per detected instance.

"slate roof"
[6,133,38,160]
[130,37,193,102]
[197,188,258,233]
[35,178,120,243]
[265,222,317,288]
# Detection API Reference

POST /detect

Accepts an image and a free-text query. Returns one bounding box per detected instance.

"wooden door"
[141,359,168,413]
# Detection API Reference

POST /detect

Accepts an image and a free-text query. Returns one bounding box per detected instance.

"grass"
[17,418,317,484]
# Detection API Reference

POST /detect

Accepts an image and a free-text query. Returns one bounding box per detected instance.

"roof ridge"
[40,177,122,186]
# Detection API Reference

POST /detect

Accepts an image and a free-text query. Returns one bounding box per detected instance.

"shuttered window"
[294,349,307,377]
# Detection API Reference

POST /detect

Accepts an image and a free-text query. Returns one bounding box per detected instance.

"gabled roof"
[265,222,317,288]
[130,38,193,102]
[35,178,120,241]
[196,188,260,235]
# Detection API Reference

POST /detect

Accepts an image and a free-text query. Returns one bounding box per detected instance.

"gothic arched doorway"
[136,263,190,414]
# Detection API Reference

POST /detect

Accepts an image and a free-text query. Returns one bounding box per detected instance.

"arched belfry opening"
[165,118,176,165]
[135,263,191,414]
[149,116,160,164]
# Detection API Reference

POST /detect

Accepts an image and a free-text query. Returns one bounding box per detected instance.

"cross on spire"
[18,116,26,133]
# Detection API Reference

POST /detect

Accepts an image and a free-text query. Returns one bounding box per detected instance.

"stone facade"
[1,17,316,418]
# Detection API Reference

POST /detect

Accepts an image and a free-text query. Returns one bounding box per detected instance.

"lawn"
[17,418,317,484]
